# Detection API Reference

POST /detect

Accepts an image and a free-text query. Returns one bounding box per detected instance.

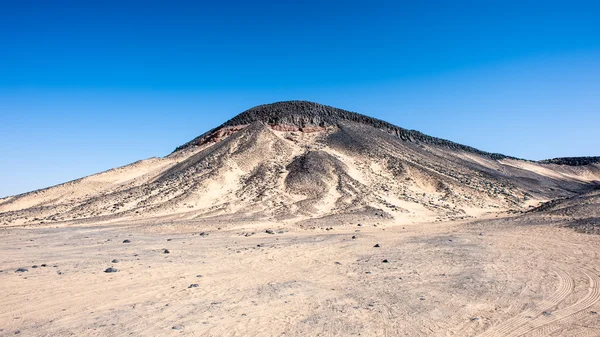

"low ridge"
[537,156,600,166]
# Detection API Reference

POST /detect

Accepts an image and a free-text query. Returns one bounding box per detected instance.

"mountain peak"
[173,101,510,160]
[221,100,382,128]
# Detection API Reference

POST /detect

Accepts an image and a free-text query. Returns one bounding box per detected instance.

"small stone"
[172,325,183,330]
[111,259,120,263]
[419,296,426,300]
[199,232,208,236]
[373,244,380,248]
[334,261,342,265]
[382,259,389,263]
[163,249,170,254]
[351,235,357,240]
[15,268,28,273]
[122,239,131,243]
[41,264,47,267]
[196,274,203,278]
[542,311,552,316]
[31,265,39,269]
[104,267,118,273]
[591,311,598,315]
[167,239,172,241]
[188,284,199,288]
[265,229,275,234]
[471,317,480,321]
[357,224,362,227]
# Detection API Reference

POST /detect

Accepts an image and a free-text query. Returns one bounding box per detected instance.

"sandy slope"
[1,215,599,337]
[2,122,599,228]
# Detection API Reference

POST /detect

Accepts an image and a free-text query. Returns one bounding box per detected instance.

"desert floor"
[1,216,599,336]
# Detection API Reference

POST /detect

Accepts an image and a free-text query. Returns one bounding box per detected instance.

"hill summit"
[175,101,508,159]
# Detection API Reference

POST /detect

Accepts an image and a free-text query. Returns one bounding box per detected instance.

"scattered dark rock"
[382,259,389,263]
[351,235,357,239]
[41,264,47,267]
[373,244,380,248]
[188,284,199,288]
[196,274,203,278]
[15,268,28,273]
[111,259,120,263]
[471,317,480,321]
[163,249,170,254]
[591,311,598,315]
[167,239,172,241]
[334,261,342,265]
[31,265,39,269]
[104,267,118,273]
[265,229,275,234]
[122,240,131,243]
[357,224,362,227]
[199,232,208,237]
[419,296,426,300]
[172,325,183,330]
[542,311,552,316]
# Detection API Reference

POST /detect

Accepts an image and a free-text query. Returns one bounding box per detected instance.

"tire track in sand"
[515,268,600,337]
[478,268,574,337]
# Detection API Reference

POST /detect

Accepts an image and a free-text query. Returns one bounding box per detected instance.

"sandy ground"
[1,216,599,337]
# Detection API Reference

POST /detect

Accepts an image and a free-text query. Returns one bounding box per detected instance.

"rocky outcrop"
[537,157,600,166]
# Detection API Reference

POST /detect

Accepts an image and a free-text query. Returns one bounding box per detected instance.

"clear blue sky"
[1,0,599,197]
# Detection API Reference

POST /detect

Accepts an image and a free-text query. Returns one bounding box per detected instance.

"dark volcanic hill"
[175,101,510,159]
[1,101,599,227]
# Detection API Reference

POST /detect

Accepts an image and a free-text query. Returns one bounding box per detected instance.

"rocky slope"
[1,101,599,227]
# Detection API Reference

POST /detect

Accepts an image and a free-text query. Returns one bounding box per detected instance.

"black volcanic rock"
[538,156,600,166]
[173,100,510,159]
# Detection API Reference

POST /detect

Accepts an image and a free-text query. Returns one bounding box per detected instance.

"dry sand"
[1,216,599,336]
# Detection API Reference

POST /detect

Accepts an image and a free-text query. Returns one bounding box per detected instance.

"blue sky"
[1,0,599,197]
